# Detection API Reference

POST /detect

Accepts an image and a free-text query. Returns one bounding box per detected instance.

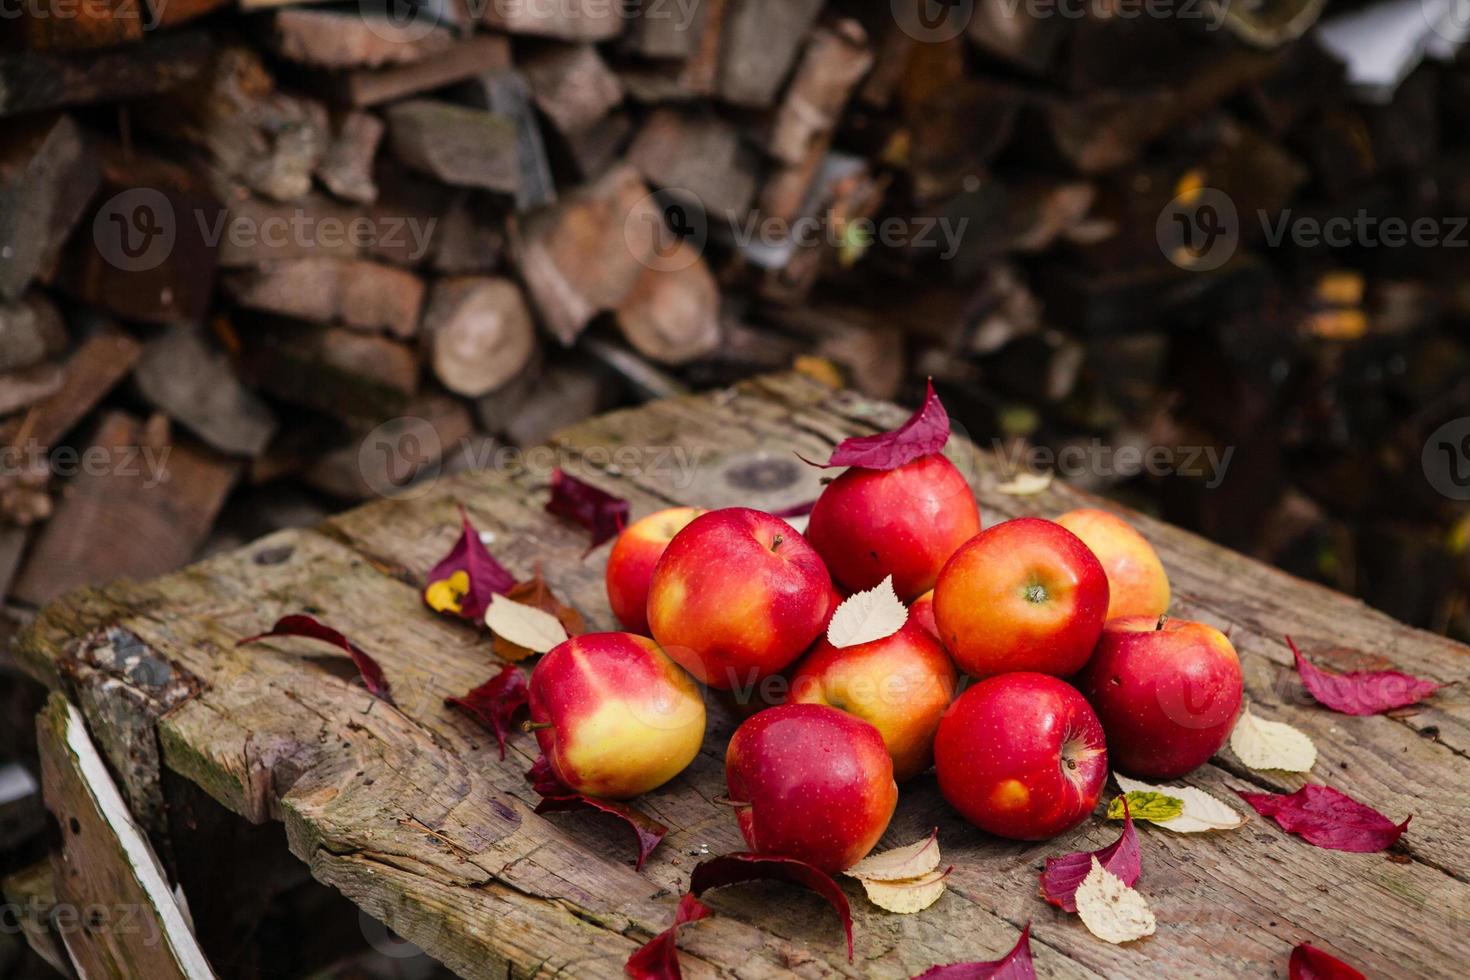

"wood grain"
[15,374,1470,978]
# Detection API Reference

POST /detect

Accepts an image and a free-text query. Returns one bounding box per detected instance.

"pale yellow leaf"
[845,830,940,882]
[1229,705,1316,773]
[1114,774,1245,833]
[1075,857,1156,944]
[995,471,1053,496]
[485,594,568,654]
[860,867,949,914]
[827,575,907,649]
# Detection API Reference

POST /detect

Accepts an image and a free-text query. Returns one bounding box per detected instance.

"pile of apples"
[528,432,1243,874]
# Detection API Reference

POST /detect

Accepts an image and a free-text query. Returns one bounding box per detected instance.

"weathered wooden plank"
[14,374,1470,979]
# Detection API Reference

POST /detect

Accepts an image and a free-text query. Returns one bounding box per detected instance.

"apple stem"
[522,721,553,732]
[1155,614,1168,631]
[770,534,784,552]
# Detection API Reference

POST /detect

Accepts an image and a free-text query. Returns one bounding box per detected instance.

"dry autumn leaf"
[485,594,569,654]
[860,866,951,914]
[995,471,1053,496]
[1075,856,1156,944]
[827,575,908,649]
[845,830,940,881]
[1229,704,1317,773]
[1115,774,1245,833]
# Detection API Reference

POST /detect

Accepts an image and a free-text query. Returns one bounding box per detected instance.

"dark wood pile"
[1,0,1468,647]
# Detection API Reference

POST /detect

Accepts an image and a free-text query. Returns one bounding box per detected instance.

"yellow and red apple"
[725,703,897,872]
[528,632,705,799]
[605,506,703,634]
[647,507,833,690]
[934,672,1107,840]
[805,454,980,601]
[909,589,940,644]
[789,622,957,781]
[933,517,1109,678]
[1055,508,1170,621]
[1077,616,1242,779]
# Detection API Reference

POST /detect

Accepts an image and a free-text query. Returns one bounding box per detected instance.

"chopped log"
[385,100,520,194]
[768,21,873,166]
[12,414,239,605]
[514,163,662,344]
[36,695,213,979]
[242,322,420,421]
[0,114,100,301]
[564,111,633,180]
[522,44,625,139]
[481,358,620,446]
[269,8,457,68]
[422,276,538,397]
[57,148,221,326]
[627,108,758,219]
[336,34,511,107]
[18,0,144,53]
[365,162,450,267]
[579,335,688,401]
[480,0,624,41]
[615,245,722,365]
[716,0,823,108]
[618,65,702,104]
[0,31,213,119]
[458,70,557,212]
[965,0,1067,74]
[760,305,905,400]
[213,194,367,267]
[0,330,143,450]
[0,365,65,417]
[317,110,384,204]
[430,191,508,274]
[222,257,425,337]
[133,323,279,457]
[137,46,329,203]
[148,0,231,28]
[0,295,67,374]
[624,0,707,59]
[857,12,915,108]
[303,392,474,501]
[679,0,728,94]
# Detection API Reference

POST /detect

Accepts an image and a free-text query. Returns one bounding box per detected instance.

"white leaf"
[995,471,1053,496]
[1114,774,1245,833]
[1229,705,1317,773]
[860,867,949,914]
[846,830,940,882]
[484,594,568,654]
[1075,857,1156,944]
[826,575,908,649]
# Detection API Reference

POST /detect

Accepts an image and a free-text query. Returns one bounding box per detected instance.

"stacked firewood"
[0,0,1468,642]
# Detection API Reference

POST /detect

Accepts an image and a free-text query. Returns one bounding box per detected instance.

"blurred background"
[3,0,1470,974]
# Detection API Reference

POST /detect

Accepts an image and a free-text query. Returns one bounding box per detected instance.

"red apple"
[789,621,958,781]
[1055,508,1170,621]
[647,508,832,690]
[934,672,1107,840]
[605,506,703,634]
[1077,616,1242,779]
[805,453,980,601]
[909,589,939,644]
[529,632,706,799]
[932,517,1109,678]
[725,703,897,871]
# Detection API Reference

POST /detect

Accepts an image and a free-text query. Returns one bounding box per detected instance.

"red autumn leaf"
[239,614,393,704]
[689,853,853,961]
[1237,784,1410,852]
[444,664,528,759]
[911,923,1035,979]
[526,756,669,870]
[546,469,630,550]
[1040,798,1141,912]
[1289,942,1367,980]
[800,378,950,471]
[1286,636,1440,716]
[424,505,516,620]
[624,893,711,980]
